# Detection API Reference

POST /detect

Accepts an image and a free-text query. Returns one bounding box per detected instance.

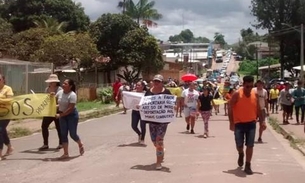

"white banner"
[122,91,144,110]
[139,94,177,123]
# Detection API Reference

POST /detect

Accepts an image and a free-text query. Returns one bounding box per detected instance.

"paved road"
[1,107,305,183]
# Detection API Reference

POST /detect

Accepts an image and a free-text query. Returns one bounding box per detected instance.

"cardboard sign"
[122,91,144,110]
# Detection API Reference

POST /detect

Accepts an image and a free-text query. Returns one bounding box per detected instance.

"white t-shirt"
[56,90,77,112]
[253,87,267,110]
[182,88,199,108]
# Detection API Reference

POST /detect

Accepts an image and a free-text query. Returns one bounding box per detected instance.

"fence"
[0,59,53,95]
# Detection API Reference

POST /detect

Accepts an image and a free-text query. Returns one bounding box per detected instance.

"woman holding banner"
[39,74,63,151]
[142,74,172,170]
[0,74,14,160]
[55,79,84,159]
[131,81,147,145]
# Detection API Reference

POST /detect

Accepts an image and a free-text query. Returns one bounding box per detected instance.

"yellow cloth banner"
[213,99,227,105]
[0,94,56,120]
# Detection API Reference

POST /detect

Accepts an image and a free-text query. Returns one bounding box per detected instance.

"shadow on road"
[196,135,215,138]
[4,155,81,162]
[20,148,60,155]
[131,164,171,173]
[223,167,263,177]
[118,142,147,147]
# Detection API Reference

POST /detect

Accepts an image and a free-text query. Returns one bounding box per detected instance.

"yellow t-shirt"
[175,87,183,97]
[0,85,14,99]
[269,89,279,99]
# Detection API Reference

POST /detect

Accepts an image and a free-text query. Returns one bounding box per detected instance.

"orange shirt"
[225,93,232,101]
[233,89,257,124]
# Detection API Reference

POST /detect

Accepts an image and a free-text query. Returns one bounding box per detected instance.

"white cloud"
[74,0,267,44]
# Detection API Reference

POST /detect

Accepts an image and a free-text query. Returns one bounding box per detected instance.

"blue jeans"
[234,121,256,148]
[131,110,146,140]
[0,120,10,150]
[59,109,80,143]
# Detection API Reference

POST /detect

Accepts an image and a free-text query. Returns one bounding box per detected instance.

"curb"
[269,117,305,156]
[8,107,124,139]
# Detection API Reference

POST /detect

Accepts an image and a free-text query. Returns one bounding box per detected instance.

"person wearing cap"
[0,74,14,160]
[182,81,200,134]
[39,74,63,150]
[142,74,172,170]
[253,80,268,143]
[278,82,293,125]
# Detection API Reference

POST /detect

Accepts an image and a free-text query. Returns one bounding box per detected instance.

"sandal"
[4,148,13,156]
[58,154,69,159]
[79,145,85,156]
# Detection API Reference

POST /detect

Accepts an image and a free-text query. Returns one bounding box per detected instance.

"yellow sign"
[213,99,227,105]
[0,94,56,120]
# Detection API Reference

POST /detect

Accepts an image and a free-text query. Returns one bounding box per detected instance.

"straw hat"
[45,74,60,83]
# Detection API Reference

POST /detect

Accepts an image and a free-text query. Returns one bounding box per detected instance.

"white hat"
[153,74,164,82]
[45,74,60,83]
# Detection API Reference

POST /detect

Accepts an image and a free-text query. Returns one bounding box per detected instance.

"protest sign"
[122,91,144,110]
[139,94,177,123]
[0,94,56,120]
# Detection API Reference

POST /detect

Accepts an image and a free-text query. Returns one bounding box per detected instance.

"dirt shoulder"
[7,105,123,138]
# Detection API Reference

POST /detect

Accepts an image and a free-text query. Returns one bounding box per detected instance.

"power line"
[270,29,301,36]
[270,26,301,34]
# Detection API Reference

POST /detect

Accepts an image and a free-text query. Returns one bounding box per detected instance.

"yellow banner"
[0,94,56,120]
[213,99,227,105]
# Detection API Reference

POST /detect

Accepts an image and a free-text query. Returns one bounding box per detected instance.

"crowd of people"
[111,74,276,174]
[0,74,84,161]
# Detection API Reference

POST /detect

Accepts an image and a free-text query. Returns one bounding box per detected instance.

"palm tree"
[33,17,68,34]
[119,0,162,27]
[117,0,127,13]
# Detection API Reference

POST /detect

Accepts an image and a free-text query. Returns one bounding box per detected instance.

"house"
[158,42,211,82]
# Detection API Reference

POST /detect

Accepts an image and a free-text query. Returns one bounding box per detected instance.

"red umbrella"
[181,73,198,81]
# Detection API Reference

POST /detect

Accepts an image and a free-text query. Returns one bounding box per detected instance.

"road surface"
[1,106,305,182]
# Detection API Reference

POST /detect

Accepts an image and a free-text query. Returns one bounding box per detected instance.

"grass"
[269,117,305,153]
[8,127,32,138]
[76,100,114,112]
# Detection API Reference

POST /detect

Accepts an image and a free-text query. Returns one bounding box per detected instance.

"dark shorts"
[234,121,256,148]
[282,104,292,114]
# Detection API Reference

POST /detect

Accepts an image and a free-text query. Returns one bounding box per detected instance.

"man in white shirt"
[253,80,269,143]
[182,82,200,134]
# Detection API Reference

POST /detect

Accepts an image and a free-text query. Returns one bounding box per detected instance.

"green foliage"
[76,101,112,111]
[120,27,164,75]
[117,66,142,84]
[0,0,90,32]
[168,29,210,43]
[250,0,305,73]
[98,87,113,104]
[10,28,51,61]
[31,33,98,67]
[9,127,32,138]
[122,0,162,26]
[214,32,226,47]
[0,18,14,52]
[238,58,279,75]
[33,17,68,34]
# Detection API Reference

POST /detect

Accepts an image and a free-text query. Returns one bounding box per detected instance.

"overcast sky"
[74,0,266,44]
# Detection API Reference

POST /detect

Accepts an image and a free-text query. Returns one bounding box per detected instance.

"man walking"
[292,81,305,124]
[182,82,200,134]
[253,80,268,143]
[279,82,293,125]
[228,76,259,175]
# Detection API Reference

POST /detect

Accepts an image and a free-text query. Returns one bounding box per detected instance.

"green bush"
[98,87,113,104]
[238,58,279,75]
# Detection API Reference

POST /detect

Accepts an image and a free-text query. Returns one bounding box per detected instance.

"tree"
[33,17,67,34]
[120,27,164,77]
[0,0,90,32]
[31,33,98,67]
[0,18,14,54]
[250,0,305,75]
[10,28,51,61]
[117,0,127,13]
[121,0,162,27]
[214,32,226,47]
[168,29,209,43]
[90,14,163,82]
